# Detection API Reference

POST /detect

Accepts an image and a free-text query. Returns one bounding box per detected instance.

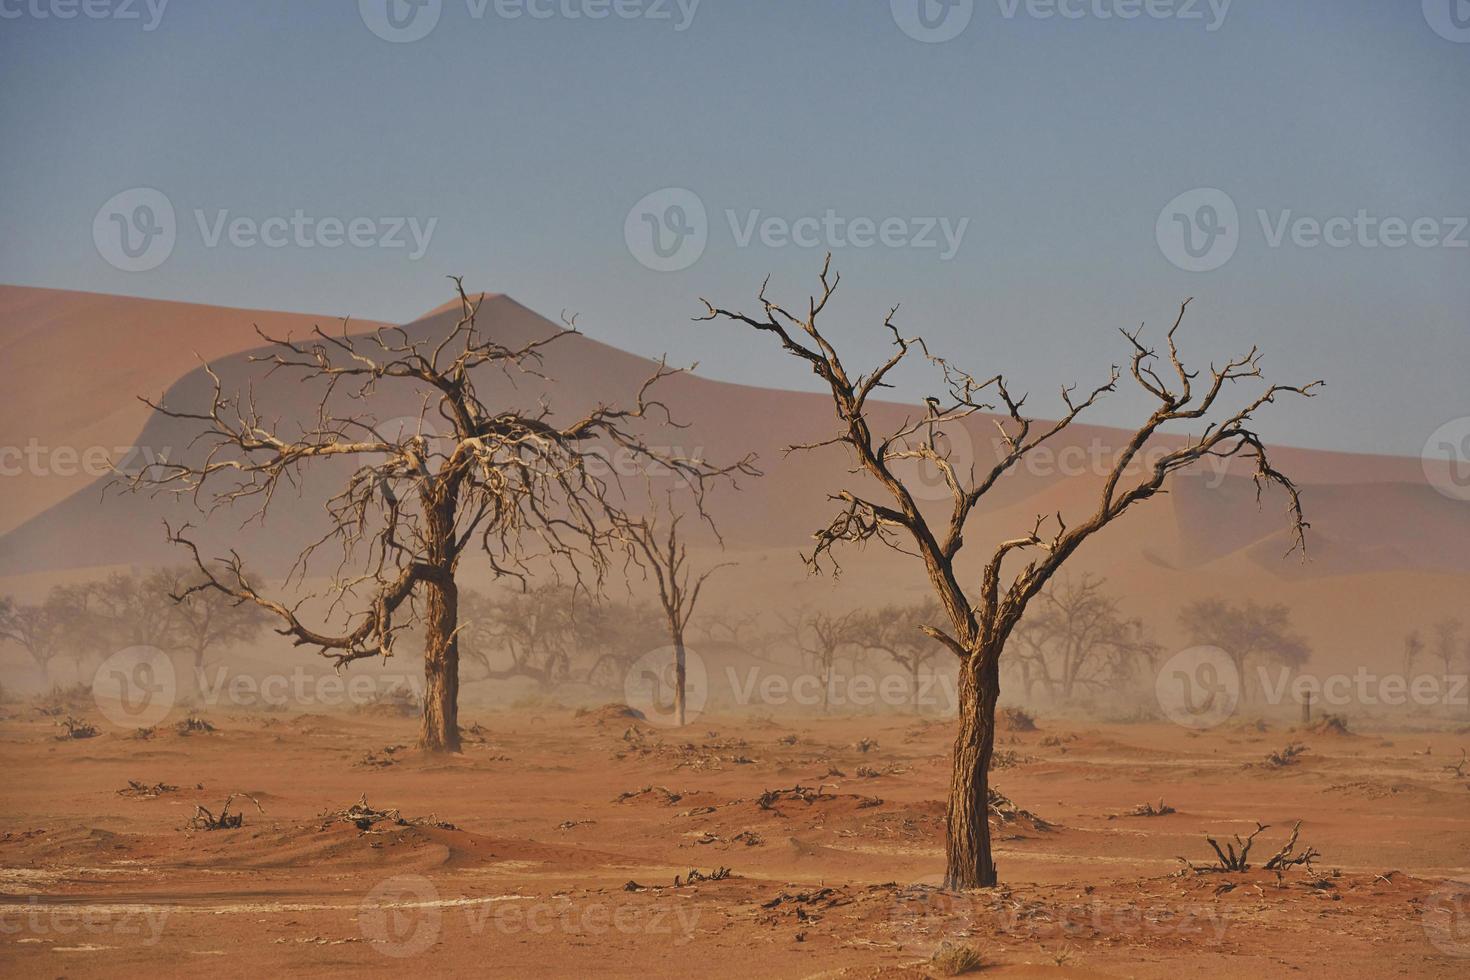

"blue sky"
[1,0,1466,456]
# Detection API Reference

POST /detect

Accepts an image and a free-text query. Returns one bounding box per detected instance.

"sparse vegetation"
[929,943,985,976]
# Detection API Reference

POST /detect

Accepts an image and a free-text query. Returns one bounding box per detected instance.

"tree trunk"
[193,645,207,706]
[673,633,687,727]
[418,573,461,752]
[417,484,462,754]
[944,649,1000,889]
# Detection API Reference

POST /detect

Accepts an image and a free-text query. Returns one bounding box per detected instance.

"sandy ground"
[1,699,1467,979]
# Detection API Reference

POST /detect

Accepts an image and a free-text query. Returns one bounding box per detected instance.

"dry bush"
[930,943,985,976]
[55,715,99,739]
[999,707,1037,732]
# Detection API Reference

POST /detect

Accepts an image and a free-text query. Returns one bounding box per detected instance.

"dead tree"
[699,257,1320,887]
[1433,618,1463,680]
[857,601,948,713]
[1179,597,1311,702]
[1009,575,1160,703]
[787,609,862,713]
[620,497,733,726]
[459,584,578,689]
[162,568,269,701]
[123,281,750,752]
[1402,629,1424,678]
[0,595,69,677]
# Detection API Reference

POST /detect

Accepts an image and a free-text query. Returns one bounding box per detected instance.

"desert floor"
[1,699,1467,978]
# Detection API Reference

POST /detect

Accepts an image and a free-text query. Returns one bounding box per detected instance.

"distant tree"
[162,568,269,699]
[74,571,181,655]
[0,594,71,677]
[856,601,948,713]
[578,599,666,691]
[1432,618,1463,678]
[1402,629,1425,677]
[619,499,734,726]
[787,610,863,713]
[460,584,579,690]
[1011,575,1160,703]
[1178,598,1310,700]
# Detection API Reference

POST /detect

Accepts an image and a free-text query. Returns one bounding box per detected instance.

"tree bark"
[673,632,688,727]
[418,573,461,752]
[944,649,1000,889]
[418,487,461,753]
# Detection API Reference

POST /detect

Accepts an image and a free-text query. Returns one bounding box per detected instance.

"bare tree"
[123,282,747,751]
[1011,575,1160,703]
[162,568,270,701]
[787,609,863,714]
[1433,618,1463,679]
[577,599,667,691]
[699,257,1320,887]
[1402,629,1425,678]
[1179,598,1311,701]
[0,594,71,678]
[620,498,733,726]
[857,601,949,713]
[460,584,578,689]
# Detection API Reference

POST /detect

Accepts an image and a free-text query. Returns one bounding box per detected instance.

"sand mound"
[1299,714,1353,736]
[999,707,1038,732]
[575,703,647,725]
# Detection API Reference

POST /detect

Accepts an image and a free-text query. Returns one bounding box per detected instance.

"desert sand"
[1,698,1467,978]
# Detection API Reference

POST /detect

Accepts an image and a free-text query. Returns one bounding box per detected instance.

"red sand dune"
[0,286,390,534]
[1,290,1466,675]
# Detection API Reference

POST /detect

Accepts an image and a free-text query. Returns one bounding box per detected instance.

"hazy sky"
[2,0,1466,457]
